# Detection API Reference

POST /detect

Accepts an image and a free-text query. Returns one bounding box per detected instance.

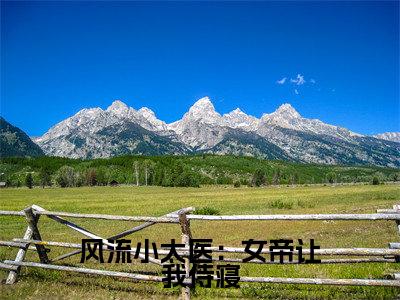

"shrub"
[392,172,400,182]
[216,175,233,185]
[372,176,380,185]
[296,200,316,209]
[193,207,221,215]
[233,181,241,188]
[267,200,293,209]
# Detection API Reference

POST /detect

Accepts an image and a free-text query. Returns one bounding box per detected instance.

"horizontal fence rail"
[3,239,400,257]
[187,213,400,221]
[2,210,400,221]
[1,204,399,299]
[3,260,400,287]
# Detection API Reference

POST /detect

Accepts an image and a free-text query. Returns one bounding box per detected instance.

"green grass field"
[0,184,399,299]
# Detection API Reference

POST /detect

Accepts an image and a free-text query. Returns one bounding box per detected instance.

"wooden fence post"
[6,225,33,284]
[395,204,400,233]
[6,206,50,284]
[24,207,49,264]
[392,205,400,264]
[179,212,192,300]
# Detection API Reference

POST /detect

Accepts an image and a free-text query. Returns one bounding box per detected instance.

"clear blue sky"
[1,1,399,136]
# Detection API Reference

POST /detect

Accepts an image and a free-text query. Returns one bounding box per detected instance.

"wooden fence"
[1,204,400,299]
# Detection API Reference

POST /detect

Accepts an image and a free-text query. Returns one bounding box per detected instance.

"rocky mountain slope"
[33,97,399,167]
[0,117,44,157]
[373,132,400,143]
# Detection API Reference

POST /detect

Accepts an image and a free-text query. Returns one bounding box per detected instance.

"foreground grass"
[0,184,399,299]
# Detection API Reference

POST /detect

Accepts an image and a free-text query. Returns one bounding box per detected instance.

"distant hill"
[0,117,44,158]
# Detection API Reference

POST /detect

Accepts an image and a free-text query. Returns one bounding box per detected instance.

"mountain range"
[30,97,399,167]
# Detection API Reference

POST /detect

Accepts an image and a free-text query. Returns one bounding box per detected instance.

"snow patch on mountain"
[137,107,168,131]
[106,100,131,116]
[168,97,222,134]
[222,108,259,131]
[36,100,170,149]
[258,103,361,141]
[373,132,400,143]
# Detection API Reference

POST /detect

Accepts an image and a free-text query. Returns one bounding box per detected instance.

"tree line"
[1,155,399,188]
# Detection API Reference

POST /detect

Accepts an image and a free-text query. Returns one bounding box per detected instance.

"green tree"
[55,165,76,187]
[372,176,380,185]
[153,164,165,186]
[75,171,84,187]
[39,167,52,188]
[326,172,336,184]
[25,173,33,189]
[96,167,109,186]
[371,172,385,185]
[272,169,281,185]
[392,172,400,182]
[161,169,171,187]
[175,169,200,187]
[85,168,97,186]
[252,169,266,187]
[294,173,299,184]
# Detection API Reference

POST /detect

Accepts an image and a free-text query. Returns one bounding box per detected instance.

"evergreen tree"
[252,169,266,187]
[326,172,336,184]
[25,173,33,189]
[372,176,380,185]
[39,167,52,188]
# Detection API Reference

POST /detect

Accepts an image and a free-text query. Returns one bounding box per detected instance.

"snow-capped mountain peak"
[273,103,301,119]
[187,96,220,119]
[260,103,301,127]
[374,132,400,143]
[106,100,133,117]
[191,96,213,108]
[228,108,245,115]
[166,97,223,147]
[223,108,259,131]
[137,107,168,131]
[138,107,156,118]
[76,107,103,117]
[258,103,362,141]
[176,96,222,125]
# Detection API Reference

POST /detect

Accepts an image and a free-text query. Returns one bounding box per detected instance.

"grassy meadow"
[0,184,399,299]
